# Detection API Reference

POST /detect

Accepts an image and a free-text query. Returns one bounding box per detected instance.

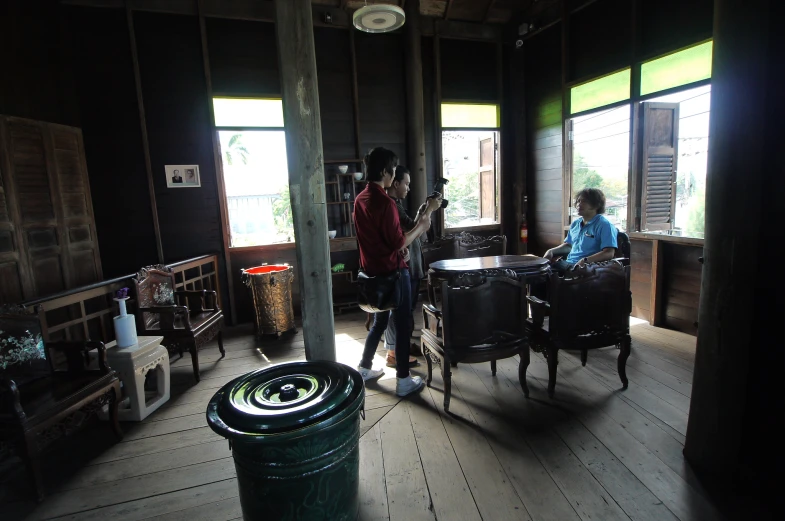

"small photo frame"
[166,165,200,188]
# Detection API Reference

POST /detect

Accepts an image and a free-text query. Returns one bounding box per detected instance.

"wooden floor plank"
[406,393,482,521]
[56,440,230,492]
[358,423,390,521]
[589,347,692,398]
[89,427,220,465]
[379,402,434,521]
[472,359,631,521]
[451,364,581,521]
[143,496,243,521]
[520,356,721,521]
[29,459,236,520]
[424,376,532,520]
[59,479,239,521]
[361,405,395,438]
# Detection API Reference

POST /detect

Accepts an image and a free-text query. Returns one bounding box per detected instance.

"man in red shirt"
[354,147,441,396]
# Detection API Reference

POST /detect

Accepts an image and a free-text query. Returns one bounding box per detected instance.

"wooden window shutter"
[639,102,679,231]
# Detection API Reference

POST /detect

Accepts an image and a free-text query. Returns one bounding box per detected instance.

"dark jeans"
[360,269,412,378]
[532,259,573,300]
[384,274,420,351]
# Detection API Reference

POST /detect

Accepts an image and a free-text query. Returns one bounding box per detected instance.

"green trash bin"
[206,361,365,521]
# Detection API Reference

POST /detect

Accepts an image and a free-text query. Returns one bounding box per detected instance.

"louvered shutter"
[640,103,679,231]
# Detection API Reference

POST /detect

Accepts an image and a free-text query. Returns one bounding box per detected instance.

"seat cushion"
[18,372,117,423]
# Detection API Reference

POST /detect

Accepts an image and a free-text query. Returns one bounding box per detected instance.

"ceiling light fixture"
[352,2,406,33]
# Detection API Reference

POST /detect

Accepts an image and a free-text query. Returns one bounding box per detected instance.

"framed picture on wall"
[165,165,200,188]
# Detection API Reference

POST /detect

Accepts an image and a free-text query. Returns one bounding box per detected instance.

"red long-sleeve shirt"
[353,182,407,276]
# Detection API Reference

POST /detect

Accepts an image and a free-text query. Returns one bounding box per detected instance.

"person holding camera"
[383,165,432,368]
[354,148,442,397]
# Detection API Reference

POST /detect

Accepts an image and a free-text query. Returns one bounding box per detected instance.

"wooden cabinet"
[0,116,102,304]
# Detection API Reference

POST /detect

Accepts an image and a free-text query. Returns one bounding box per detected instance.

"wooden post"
[273,0,336,361]
[404,0,427,208]
[684,0,784,502]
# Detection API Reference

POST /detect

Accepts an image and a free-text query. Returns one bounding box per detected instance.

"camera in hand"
[429,177,449,209]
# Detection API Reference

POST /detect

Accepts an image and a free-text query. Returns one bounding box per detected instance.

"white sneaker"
[396,375,425,397]
[357,366,385,382]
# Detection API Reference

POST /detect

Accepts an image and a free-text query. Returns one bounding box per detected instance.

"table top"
[429,255,549,273]
[106,336,164,359]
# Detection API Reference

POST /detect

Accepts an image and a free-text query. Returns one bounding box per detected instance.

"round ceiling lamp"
[352,3,406,34]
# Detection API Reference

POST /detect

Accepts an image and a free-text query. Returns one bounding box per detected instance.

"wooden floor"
[0,311,743,520]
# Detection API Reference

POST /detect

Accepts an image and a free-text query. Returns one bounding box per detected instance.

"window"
[564,41,712,240]
[570,68,631,115]
[642,85,710,238]
[213,98,293,247]
[569,105,631,229]
[441,103,500,229]
[640,41,712,96]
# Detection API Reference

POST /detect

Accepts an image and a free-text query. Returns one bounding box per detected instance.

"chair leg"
[22,435,44,502]
[190,343,201,382]
[109,386,123,440]
[490,359,497,376]
[547,345,559,398]
[365,313,372,331]
[519,349,530,398]
[580,349,588,366]
[442,355,452,412]
[217,330,226,358]
[618,336,631,389]
[423,341,433,387]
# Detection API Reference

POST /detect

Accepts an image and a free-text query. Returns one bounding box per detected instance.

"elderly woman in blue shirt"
[544,188,618,270]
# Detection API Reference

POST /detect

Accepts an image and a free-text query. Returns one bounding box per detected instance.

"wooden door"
[479,135,496,221]
[0,116,102,303]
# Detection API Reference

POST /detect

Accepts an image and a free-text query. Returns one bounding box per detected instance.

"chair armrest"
[0,376,26,420]
[526,296,550,326]
[422,303,442,318]
[49,341,111,373]
[176,289,206,312]
[204,290,221,311]
[138,305,192,330]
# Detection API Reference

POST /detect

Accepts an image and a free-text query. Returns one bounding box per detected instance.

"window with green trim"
[640,41,712,96]
[570,69,630,115]
[441,103,499,128]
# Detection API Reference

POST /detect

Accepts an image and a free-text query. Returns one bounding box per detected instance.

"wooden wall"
[661,243,701,335]
[524,26,563,254]
[629,239,653,322]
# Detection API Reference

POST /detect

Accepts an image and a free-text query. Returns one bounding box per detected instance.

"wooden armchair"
[457,233,507,258]
[133,265,224,382]
[525,260,632,397]
[0,306,122,501]
[421,271,529,412]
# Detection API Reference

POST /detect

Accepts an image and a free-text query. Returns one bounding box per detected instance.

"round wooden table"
[427,254,551,305]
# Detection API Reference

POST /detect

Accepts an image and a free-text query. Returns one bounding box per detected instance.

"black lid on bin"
[206,361,364,439]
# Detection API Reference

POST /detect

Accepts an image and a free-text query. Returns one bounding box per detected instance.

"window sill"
[445,223,501,234]
[628,232,704,247]
[229,237,358,253]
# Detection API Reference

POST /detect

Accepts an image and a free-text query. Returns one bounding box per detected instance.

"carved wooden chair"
[457,233,507,259]
[0,306,122,501]
[421,271,529,412]
[133,265,224,382]
[525,260,632,397]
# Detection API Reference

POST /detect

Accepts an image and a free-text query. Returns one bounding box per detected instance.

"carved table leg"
[190,342,201,382]
[490,359,497,376]
[423,341,433,387]
[580,349,588,366]
[442,355,452,412]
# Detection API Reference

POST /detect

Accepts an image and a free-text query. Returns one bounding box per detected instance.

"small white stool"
[105,336,170,421]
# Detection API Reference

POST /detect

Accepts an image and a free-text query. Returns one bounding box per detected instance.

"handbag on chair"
[356,269,401,313]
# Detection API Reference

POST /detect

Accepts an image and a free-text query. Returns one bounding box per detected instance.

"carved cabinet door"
[0,116,102,303]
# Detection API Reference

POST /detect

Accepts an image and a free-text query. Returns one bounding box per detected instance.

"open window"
[213,98,293,247]
[441,103,500,229]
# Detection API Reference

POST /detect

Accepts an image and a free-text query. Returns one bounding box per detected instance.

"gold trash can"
[241,265,297,338]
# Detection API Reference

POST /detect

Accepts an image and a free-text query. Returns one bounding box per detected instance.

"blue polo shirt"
[564,214,618,264]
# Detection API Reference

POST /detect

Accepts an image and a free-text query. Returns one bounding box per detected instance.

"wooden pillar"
[684,0,784,503]
[273,0,336,361]
[404,0,427,207]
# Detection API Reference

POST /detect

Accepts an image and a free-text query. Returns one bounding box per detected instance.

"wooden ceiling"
[310,0,522,25]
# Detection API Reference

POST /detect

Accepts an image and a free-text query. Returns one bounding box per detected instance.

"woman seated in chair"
[544,188,618,272]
